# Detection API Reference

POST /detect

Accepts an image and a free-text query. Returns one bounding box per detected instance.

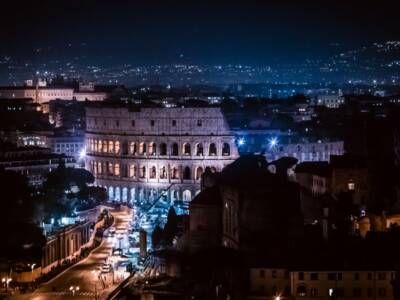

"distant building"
[45,134,85,159]
[314,94,345,108]
[0,146,75,186]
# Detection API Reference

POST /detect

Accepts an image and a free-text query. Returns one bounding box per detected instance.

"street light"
[2,277,12,292]
[69,285,80,296]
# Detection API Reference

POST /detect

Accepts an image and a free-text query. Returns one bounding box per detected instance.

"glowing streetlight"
[238,138,245,146]
[269,137,278,149]
[79,148,86,160]
[2,277,12,292]
[69,285,80,296]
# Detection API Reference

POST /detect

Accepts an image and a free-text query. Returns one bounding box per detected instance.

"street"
[10,208,132,300]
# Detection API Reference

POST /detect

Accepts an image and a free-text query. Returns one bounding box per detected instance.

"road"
[10,208,132,300]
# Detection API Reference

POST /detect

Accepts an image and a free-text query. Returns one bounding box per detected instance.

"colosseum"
[85,104,239,211]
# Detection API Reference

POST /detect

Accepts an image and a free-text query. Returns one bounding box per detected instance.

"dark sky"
[1,0,400,65]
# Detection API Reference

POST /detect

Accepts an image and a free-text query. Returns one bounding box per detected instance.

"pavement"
[9,208,132,300]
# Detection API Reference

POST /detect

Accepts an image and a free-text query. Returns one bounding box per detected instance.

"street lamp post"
[2,277,12,292]
[69,285,80,296]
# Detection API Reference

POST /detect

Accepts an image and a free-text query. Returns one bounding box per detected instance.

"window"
[310,273,318,280]
[172,120,176,126]
[129,164,136,178]
[378,288,386,296]
[183,143,191,155]
[114,163,120,176]
[140,166,146,178]
[196,167,204,180]
[297,286,306,296]
[328,273,336,280]
[108,141,114,153]
[150,166,156,179]
[310,288,318,297]
[183,166,191,180]
[209,143,217,156]
[196,143,204,156]
[348,181,355,190]
[150,120,155,126]
[171,167,179,179]
[159,166,167,179]
[222,143,230,156]
[130,142,136,154]
[159,143,167,155]
[172,143,179,156]
[139,142,146,154]
[378,272,386,280]
[115,141,120,154]
[148,142,156,155]
[131,120,135,127]
[259,270,265,278]
[115,120,119,127]
[353,288,362,297]
[197,120,202,127]
[298,272,304,280]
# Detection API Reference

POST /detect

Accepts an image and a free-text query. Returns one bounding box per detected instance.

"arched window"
[140,166,146,178]
[172,143,179,156]
[171,167,179,179]
[115,187,121,201]
[209,143,217,156]
[97,161,102,174]
[108,162,114,175]
[297,286,307,297]
[102,140,108,153]
[98,140,102,152]
[222,143,230,156]
[196,167,204,180]
[139,142,146,154]
[160,143,167,156]
[160,166,167,179]
[183,143,191,155]
[114,163,120,176]
[130,142,137,154]
[150,166,157,179]
[115,141,120,154]
[108,186,114,201]
[183,190,192,202]
[108,141,114,153]
[129,164,136,178]
[196,143,204,156]
[94,140,98,152]
[183,166,191,180]
[149,142,156,155]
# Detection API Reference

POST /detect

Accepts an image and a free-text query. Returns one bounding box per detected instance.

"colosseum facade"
[85,105,239,207]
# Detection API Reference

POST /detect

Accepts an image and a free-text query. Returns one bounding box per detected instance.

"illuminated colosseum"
[85,104,239,208]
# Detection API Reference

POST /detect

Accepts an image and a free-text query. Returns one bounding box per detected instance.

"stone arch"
[183,190,192,202]
[159,166,167,179]
[140,166,146,178]
[115,186,121,201]
[139,142,146,154]
[130,142,137,154]
[172,143,179,156]
[122,187,128,202]
[183,166,191,180]
[196,166,204,180]
[150,166,157,179]
[222,143,230,156]
[171,166,179,179]
[183,143,191,155]
[149,142,156,155]
[210,166,217,173]
[209,143,217,156]
[196,143,204,156]
[159,143,167,155]
[108,186,114,201]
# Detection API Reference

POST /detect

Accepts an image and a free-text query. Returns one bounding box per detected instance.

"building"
[45,133,85,159]
[0,83,108,104]
[0,146,75,186]
[85,104,239,205]
[249,268,395,300]
[314,94,345,108]
[235,130,344,163]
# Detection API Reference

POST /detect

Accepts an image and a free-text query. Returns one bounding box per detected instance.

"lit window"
[348,182,355,190]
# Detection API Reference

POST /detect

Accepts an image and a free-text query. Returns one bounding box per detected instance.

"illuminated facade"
[85,105,239,204]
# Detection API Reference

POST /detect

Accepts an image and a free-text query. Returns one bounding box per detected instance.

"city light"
[79,148,86,160]
[238,138,245,146]
[269,137,278,149]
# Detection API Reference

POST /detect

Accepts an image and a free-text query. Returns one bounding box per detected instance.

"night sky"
[1,0,400,65]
